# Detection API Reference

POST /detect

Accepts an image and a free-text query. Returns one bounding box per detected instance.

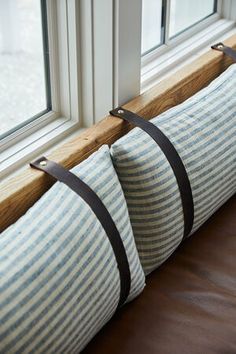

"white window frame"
[79,0,142,125]
[0,0,81,179]
[80,0,236,121]
[141,0,236,91]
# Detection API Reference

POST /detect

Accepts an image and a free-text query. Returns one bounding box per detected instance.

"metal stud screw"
[118,109,124,114]
[39,160,47,167]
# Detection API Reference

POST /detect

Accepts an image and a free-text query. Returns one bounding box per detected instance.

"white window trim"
[113,0,142,108]
[80,0,236,120]
[141,0,236,91]
[79,0,142,125]
[221,0,236,21]
[0,0,82,179]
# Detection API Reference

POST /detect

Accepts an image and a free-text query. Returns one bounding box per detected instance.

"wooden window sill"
[1,34,236,232]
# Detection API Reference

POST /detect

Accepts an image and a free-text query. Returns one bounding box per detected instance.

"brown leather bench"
[84,195,236,354]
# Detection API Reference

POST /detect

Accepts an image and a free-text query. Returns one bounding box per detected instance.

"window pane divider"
[164,0,171,44]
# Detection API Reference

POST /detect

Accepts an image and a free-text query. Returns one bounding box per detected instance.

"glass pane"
[0,0,50,138]
[142,0,165,55]
[169,0,216,38]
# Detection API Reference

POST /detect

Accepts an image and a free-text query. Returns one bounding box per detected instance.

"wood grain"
[1,35,236,232]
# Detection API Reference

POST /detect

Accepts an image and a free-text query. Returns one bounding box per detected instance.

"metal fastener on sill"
[39,160,47,167]
[211,42,225,51]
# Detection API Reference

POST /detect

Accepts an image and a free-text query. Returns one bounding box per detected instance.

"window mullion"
[56,0,71,119]
[78,0,94,127]
[79,0,114,125]
[46,0,60,113]
[79,0,142,125]
[221,0,236,21]
[93,0,114,123]
[67,0,81,123]
[114,0,142,107]
[164,0,171,44]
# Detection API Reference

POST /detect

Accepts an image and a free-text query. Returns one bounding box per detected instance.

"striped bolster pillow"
[111,64,236,275]
[0,145,145,353]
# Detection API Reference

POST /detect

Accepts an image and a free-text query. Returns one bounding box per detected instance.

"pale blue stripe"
[128,196,183,216]
[194,179,236,218]
[1,243,115,353]
[157,89,236,132]
[0,184,80,254]
[125,182,178,199]
[141,237,181,262]
[193,188,235,230]
[132,209,183,227]
[121,173,176,194]
[0,215,104,323]
[0,200,87,288]
[192,155,236,190]
[60,281,118,354]
[25,258,118,354]
[113,140,161,162]
[177,123,236,162]
[193,168,236,201]
[137,223,183,243]
[117,157,167,176]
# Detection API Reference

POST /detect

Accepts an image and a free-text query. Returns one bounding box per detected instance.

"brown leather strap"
[30,157,131,308]
[211,42,236,62]
[110,108,194,239]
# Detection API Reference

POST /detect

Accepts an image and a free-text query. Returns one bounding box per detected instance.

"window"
[0,0,80,178]
[0,0,51,139]
[141,0,164,54]
[169,0,216,38]
[141,0,236,91]
[142,0,217,55]
[0,0,235,179]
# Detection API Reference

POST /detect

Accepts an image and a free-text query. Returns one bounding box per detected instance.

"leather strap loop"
[110,108,194,239]
[211,42,236,62]
[30,157,131,308]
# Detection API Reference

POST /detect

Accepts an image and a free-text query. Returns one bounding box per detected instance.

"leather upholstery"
[84,195,236,354]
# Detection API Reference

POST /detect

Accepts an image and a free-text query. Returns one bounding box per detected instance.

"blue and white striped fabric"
[0,145,145,353]
[111,64,236,275]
